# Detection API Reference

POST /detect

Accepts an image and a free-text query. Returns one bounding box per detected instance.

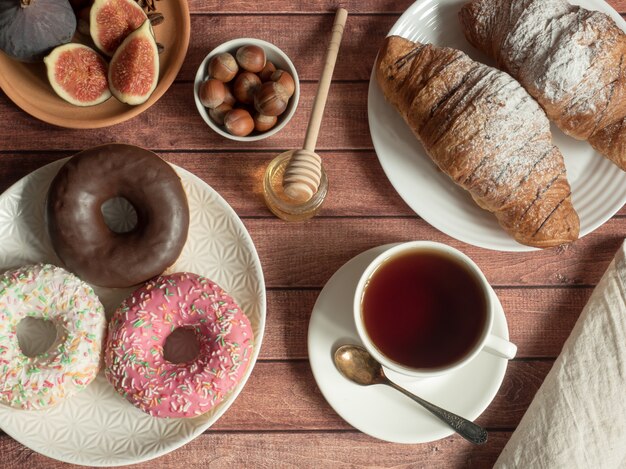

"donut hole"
[163,327,200,364]
[101,197,138,234]
[17,317,63,357]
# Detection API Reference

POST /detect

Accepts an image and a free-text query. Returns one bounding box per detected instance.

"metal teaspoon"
[333,344,488,445]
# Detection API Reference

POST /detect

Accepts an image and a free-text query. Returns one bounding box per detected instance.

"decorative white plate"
[307,245,509,443]
[0,158,266,466]
[368,0,626,251]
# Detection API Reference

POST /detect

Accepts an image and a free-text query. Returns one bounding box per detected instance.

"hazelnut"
[223,84,236,106]
[224,108,254,137]
[271,70,295,98]
[233,72,261,105]
[254,113,278,132]
[235,45,266,73]
[199,78,226,109]
[259,61,277,81]
[254,82,289,116]
[209,102,233,126]
[208,52,239,82]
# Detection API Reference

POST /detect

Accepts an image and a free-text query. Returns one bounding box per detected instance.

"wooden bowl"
[0,0,190,129]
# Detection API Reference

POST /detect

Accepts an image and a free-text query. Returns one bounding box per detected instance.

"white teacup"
[353,241,517,379]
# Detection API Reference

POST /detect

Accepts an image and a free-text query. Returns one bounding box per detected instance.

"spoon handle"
[386,380,488,445]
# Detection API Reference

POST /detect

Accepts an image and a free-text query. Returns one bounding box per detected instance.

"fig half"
[44,43,111,106]
[90,0,146,56]
[108,20,159,105]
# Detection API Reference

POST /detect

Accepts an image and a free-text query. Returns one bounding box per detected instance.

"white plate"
[368,0,626,251]
[0,158,266,466]
[307,245,509,443]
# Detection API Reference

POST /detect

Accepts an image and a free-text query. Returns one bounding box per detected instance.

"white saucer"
[307,244,510,444]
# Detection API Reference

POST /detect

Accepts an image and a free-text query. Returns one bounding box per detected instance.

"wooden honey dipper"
[282,8,348,202]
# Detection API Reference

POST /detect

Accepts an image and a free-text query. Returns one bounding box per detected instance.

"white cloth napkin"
[495,241,626,469]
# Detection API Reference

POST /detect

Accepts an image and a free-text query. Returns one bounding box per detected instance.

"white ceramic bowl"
[194,38,300,142]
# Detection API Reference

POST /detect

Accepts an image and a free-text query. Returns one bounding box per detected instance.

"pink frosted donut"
[104,272,254,418]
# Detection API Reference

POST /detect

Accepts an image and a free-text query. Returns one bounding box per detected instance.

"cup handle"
[483,334,517,360]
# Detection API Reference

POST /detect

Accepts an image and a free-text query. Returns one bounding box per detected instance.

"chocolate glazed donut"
[46,144,190,288]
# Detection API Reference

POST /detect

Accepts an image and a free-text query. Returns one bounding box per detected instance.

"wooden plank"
[262,290,315,360]
[188,0,416,14]
[186,0,626,14]
[0,361,552,433]
[0,152,624,218]
[0,151,414,217]
[0,153,65,189]
[245,217,625,288]
[261,288,589,360]
[0,360,549,433]
[180,15,395,82]
[0,360,547,436]
[0,82,371,151]
[210,360,549,431]
[0,359,550,432]
[477,361,549,428]
[0,430,511,469]
[0,168,619,288]
[499,287,590,357]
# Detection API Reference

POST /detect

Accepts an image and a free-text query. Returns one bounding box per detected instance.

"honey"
[263,151,328,222]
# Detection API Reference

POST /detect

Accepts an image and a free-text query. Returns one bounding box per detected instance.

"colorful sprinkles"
[104,272,254,418]
[0,264,106,410]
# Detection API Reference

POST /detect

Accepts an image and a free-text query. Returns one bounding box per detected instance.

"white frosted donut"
[0,264,106,410]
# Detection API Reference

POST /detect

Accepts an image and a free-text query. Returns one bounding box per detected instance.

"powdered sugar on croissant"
[375,36,579,248]
[460,0,626,170]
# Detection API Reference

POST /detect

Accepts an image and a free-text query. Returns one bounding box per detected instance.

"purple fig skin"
[0,0,77,62]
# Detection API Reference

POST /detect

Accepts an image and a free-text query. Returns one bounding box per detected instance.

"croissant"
[459,0,626,170]
[375,36,579,248]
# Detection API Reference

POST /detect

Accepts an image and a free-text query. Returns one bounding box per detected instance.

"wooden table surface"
[2,0,626,467]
